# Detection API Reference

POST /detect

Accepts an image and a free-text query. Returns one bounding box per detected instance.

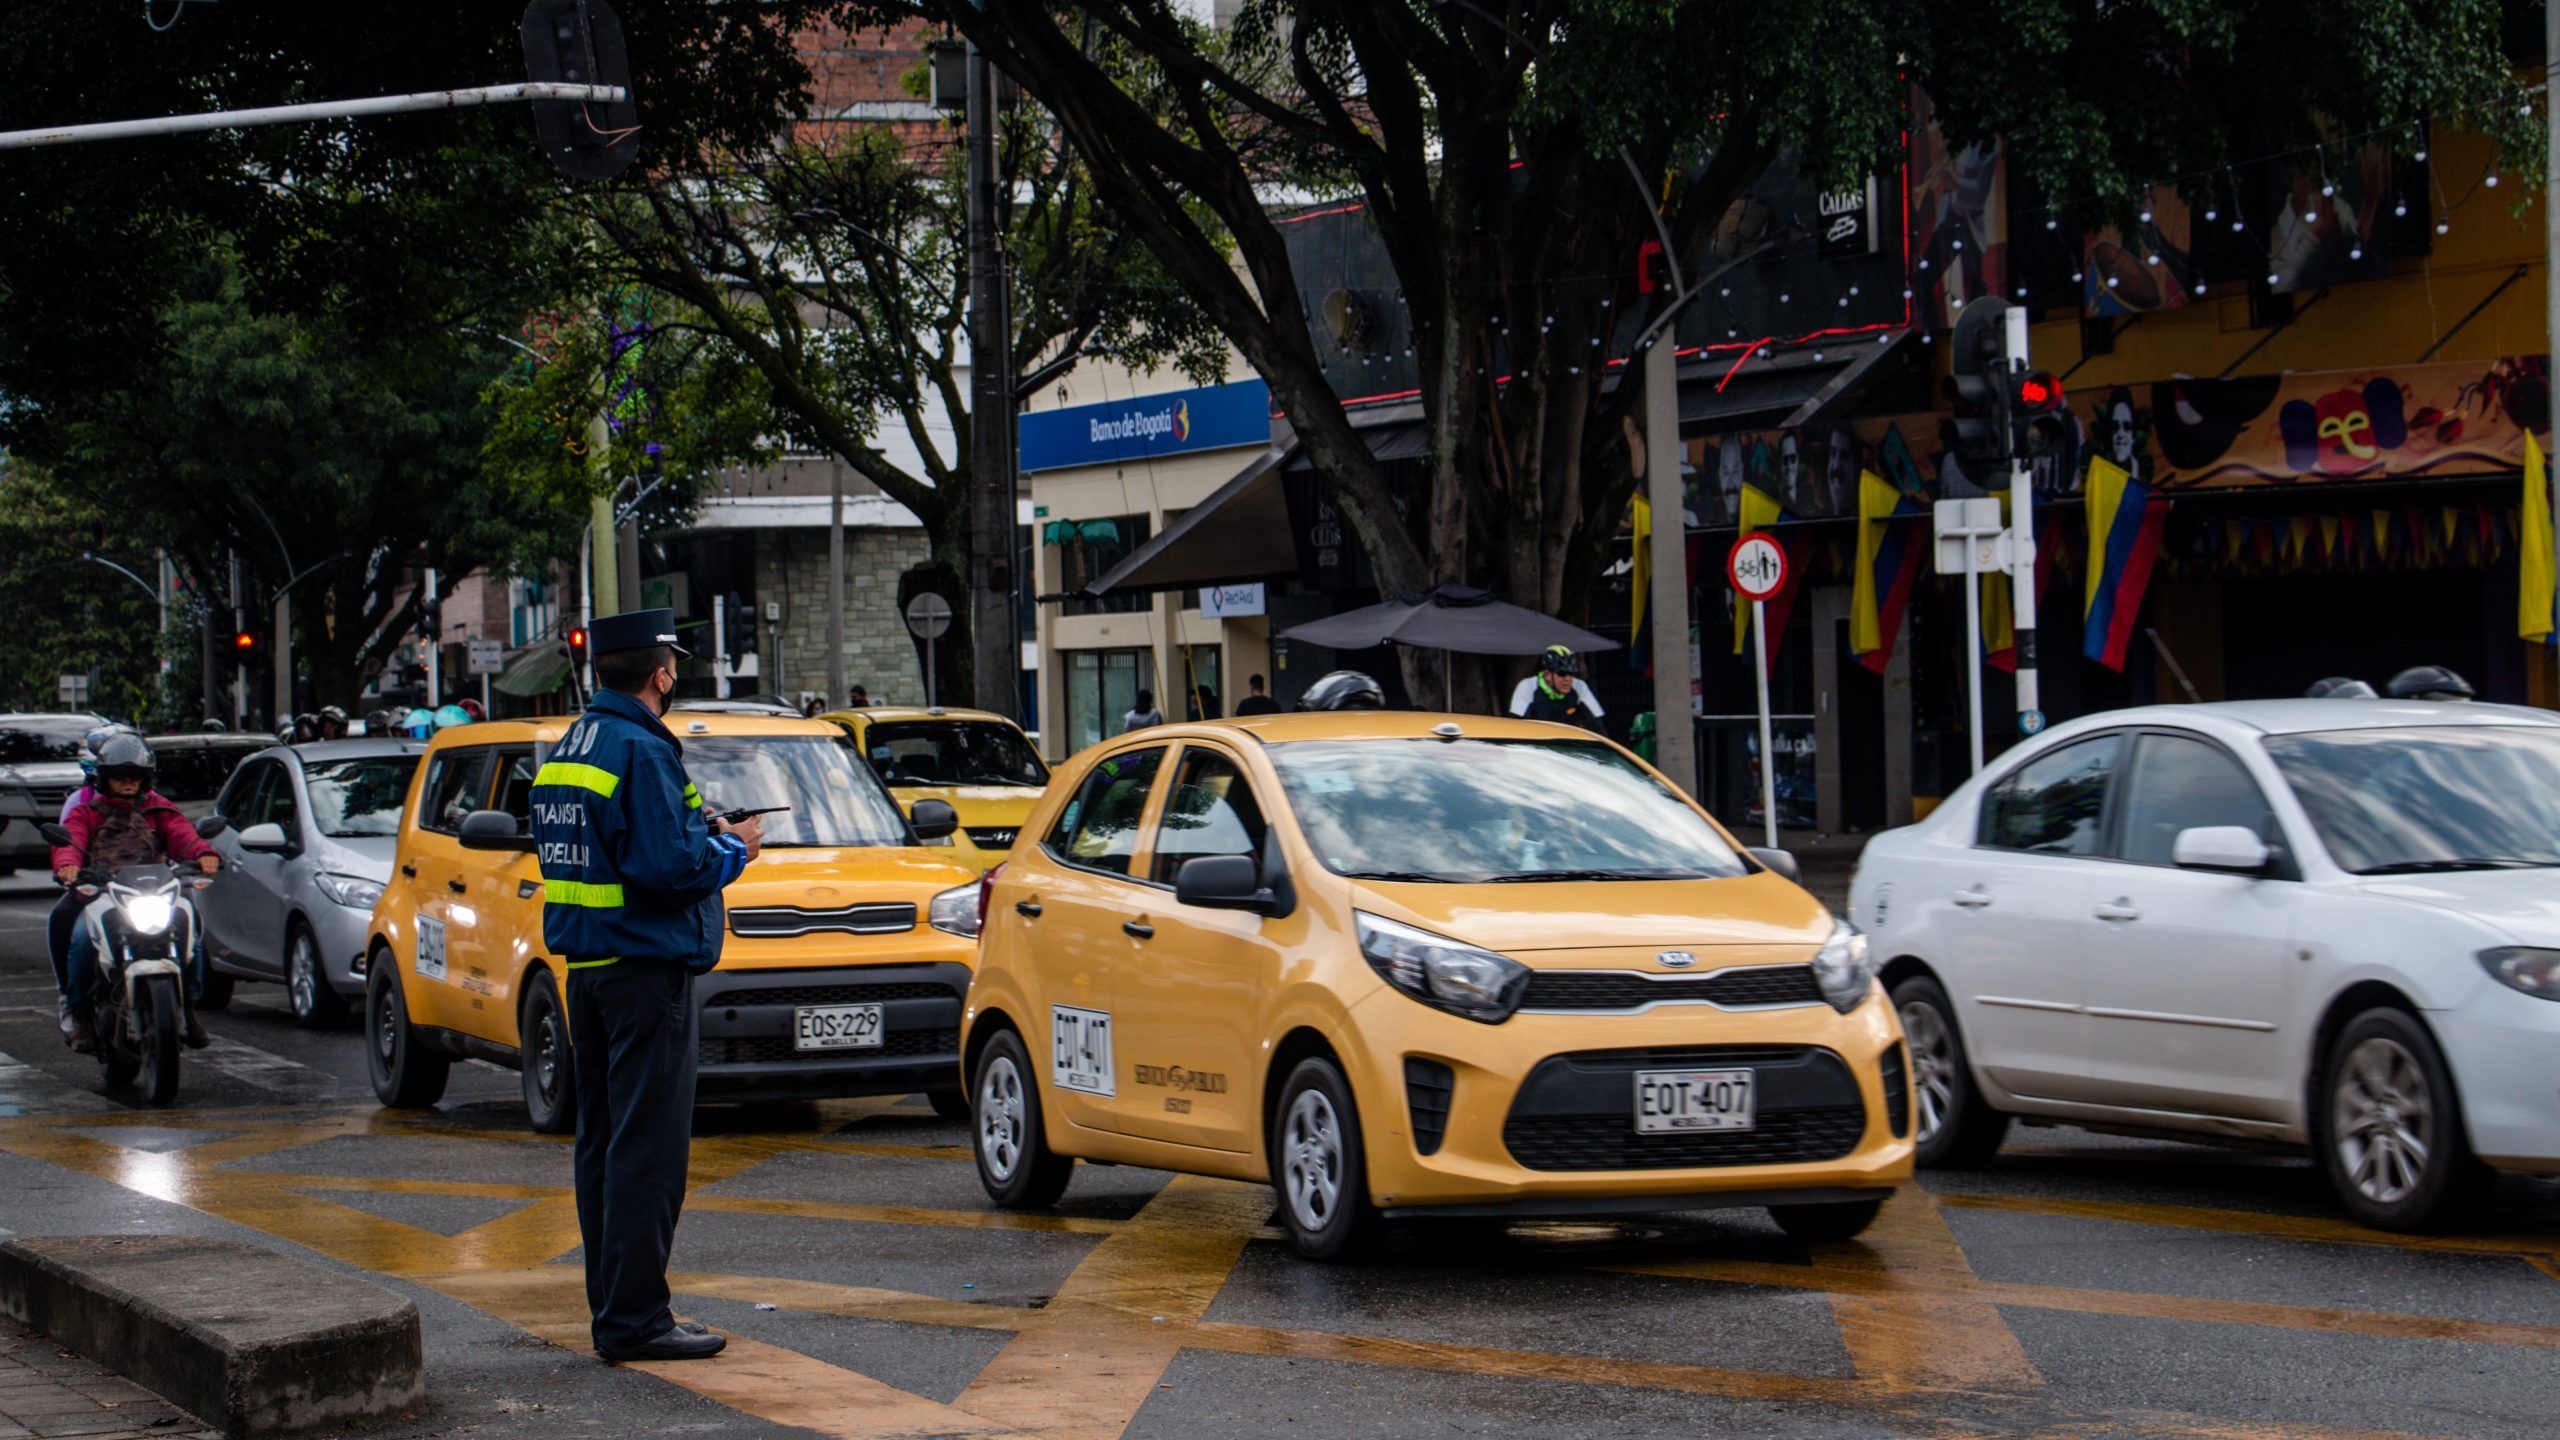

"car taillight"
[978,862,1004,932]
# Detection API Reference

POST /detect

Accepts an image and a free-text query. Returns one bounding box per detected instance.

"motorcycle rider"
[45,726,137,1039]
[50,736,220,1054]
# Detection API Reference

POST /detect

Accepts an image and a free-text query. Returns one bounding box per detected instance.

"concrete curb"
[0,1235,422,1436]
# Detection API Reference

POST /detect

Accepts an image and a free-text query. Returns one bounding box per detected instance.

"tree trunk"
[896,498,976,711]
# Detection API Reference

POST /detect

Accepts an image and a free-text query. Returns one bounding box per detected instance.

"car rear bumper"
[1349,985,1916,1210]
[693,961,971,1100]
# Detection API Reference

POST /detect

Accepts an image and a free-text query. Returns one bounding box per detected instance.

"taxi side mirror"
[908,798,959,842]
[1176,854,1283,916]
[1748,847,1801,884]
[458,809,533,852]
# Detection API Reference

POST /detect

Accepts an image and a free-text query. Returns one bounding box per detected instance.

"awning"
[1282,423,1432,471]
[1085,445,1300,597]
[1682,332,1911,432]
[494,642,573,699]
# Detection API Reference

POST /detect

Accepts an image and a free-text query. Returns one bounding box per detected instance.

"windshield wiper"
[1480,867,1684,883]
[1341,869,1455,883]
[2354,858,2560,875]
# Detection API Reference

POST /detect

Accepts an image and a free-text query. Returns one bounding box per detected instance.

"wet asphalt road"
[0,873,2555,1440]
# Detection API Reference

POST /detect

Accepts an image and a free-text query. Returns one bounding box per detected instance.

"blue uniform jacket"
[529,689,750,973]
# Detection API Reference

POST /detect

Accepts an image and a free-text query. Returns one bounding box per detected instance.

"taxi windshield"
[864,720,1047,787]
[1269,738,1751,882]
[2264,725,2560,875]
[678,737,912,847]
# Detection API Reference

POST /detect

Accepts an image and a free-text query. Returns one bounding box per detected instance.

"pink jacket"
[50,791,213,876]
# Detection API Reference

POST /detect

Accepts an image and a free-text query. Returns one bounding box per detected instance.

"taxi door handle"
[1952,886,1993,909]
[2093,898,2141,922]
[1122,920,1155,940]
[447,879,468,894]
[401,863,417,878]
[1014,900,1043,918]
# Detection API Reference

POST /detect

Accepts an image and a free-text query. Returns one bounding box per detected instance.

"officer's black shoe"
[599,1327,726,1363]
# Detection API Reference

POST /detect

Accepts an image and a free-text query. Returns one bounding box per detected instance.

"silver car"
[199,739,425,1025]
[0,713,104,874]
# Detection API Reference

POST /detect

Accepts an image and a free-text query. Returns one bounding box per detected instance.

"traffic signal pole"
[0,82,625,151]
[2005,305,2042,734]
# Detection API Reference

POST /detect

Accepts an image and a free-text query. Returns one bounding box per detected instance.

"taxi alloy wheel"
[2316,1009,2491,1232]
[1890,974,2009,1168]
[972,1029,1072,1208]
[366,949,450,1109]
[519,968,574,1135]
[1271,1057,1380,1262]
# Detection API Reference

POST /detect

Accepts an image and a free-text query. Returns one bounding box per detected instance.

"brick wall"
[751,528,930,706]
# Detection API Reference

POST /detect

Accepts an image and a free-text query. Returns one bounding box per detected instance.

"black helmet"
[2384,665,2474,701]
[2305,677,2377,700]
[94,734,154,788]
[1297,670,1385,711]
[1539,643,1585,678]
[200,718,226,732]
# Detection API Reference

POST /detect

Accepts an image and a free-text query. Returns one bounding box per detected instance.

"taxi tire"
[367,950,451,1109]
[1891,974,2010,1168]
[1270,1058,1381,1262]
[1769,1195,1887,1243]
[519,968,575,1135]
[972,1029,1072,1208]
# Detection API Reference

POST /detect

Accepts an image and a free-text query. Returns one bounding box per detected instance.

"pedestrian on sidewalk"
[1121,688,1164,732]
[530,608,765,1364]
[1234,674,1280,716]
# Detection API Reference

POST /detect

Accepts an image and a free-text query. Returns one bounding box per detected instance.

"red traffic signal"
[233,630,257,653]
[566,627,590,663]
[2010,370,2065,413]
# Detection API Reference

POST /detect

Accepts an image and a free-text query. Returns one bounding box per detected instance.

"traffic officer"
[529,608,765,1363]
[1507,644,1605,730]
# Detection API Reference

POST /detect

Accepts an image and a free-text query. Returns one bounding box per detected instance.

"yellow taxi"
[822,705,1050,872]
[365,710,985,1132]
[961,712,1913,1259]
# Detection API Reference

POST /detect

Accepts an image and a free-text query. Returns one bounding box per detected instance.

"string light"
[2266,270,2283,286]
[2485,172,2501,188]
[2145,252,2161,265]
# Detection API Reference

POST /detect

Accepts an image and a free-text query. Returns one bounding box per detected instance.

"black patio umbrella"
[1280,584,1618,707]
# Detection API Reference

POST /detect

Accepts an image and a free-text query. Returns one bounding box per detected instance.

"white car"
[1850,699,2560,1229]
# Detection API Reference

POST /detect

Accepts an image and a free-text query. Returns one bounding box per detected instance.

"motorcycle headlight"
[928,881,982,939]
[1810,920,1874,1014]
[2477,947,2560,1001]
[314,872,386,911]
[1356,911,1528,1024]
[123,892,175,935]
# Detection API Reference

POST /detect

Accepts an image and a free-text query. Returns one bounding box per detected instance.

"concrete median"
[0,1234,422,1436]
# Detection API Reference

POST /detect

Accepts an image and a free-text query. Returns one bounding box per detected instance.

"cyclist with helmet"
[49,735,220,1053]
[2386,665,2475,702]
[1508,644,1605,730]
[1296,670,1386,711]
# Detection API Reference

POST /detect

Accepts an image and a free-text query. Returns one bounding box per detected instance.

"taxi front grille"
[704,980,959,1008]
[1502,1107,1868,1172]
[1519,965,1822,1012]
[729,902,917,938]
[700,1026,958,1066]
[1500,1043,1867,1172]
[962,826,1020,849]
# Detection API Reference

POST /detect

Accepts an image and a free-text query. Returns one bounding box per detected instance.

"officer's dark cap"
[590,607,690,657]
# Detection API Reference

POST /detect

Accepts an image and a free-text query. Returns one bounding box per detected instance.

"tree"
[916,0,2537,708]
[565,31,1230,708]
[0,468,168,720]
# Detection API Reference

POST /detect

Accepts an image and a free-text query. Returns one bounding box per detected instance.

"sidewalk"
[1770,826,1868,917]
[0,1319,213,1440]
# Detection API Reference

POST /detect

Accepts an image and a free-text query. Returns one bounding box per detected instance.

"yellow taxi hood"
[890,783,1045,821]
[1344,872,1835,957]
[723,845,978,906]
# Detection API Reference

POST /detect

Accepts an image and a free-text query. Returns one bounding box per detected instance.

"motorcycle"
[39,816,228,1105]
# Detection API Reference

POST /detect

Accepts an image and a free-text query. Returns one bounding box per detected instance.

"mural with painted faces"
[2279,378,2408,475]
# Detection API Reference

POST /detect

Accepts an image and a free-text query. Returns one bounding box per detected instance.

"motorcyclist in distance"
[50,736,220,1053]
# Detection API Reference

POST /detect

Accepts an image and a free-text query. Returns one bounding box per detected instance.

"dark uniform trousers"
[566,957,699,1352]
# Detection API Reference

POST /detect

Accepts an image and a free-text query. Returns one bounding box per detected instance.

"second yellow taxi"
[366,708,985,1131]
[824,705,1050,873]
[962,711,1912,1259]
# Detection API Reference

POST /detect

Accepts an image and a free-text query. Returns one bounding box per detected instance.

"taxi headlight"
[313,872,385,912]
[122,892,176,936]
[1355,911,1527,1024]
[928,881,982,939]
[2477,947,2560,1001]
[1810,921,1874,1013]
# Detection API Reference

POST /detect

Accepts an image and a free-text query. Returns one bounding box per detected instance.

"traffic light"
[1942,298,2013,468]
[418,591,442,639]
[2009,368,2071,458]
[566,626,590,668]
[723,596,757,655]
[521,0,640,181]
[232,627,259,657]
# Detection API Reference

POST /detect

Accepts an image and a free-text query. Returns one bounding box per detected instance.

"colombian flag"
[2082,456,2169,671]
[1731,482,1795,661]
[2522,432,2556,645]
[1851,470,1923,674]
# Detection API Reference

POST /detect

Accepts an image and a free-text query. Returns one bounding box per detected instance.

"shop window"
[1064,648,1153,754]
[1052,514,1151,617]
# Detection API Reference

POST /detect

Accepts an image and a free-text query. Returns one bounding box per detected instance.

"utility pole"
[587,416,619,624]
[1643,339,1696,796]
[2546,7,2558,707]
[273,589,292,723]
[423,566,441,708]
[2005,304,2041,737]
[828,450,847,708]
[965,39,1020,720]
